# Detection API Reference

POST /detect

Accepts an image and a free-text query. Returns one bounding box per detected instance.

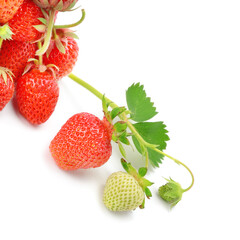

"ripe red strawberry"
[0,0,24,24]
[49,112,113,170]
[7,0,44,42]
[0,40,37,82]
[0,68,15,111]
[43,36,79,80]
[16,69,59,124]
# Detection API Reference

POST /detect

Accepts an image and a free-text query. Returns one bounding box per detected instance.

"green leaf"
[132,122,170,167]
[126,83,158,122]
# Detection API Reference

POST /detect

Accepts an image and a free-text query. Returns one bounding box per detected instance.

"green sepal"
[118,132,130,145]
[0,67,14,83]
[110,106,126,120]
[111,134,118,142]
[33,24,46,33]
[102,95,113,123]
[38,17,47,25]
[118,142,126,158]
[144,187,152,199]
[65,0,78,11]
[114,121,127,133]
[55,0,63,11]
[40,8,48,19]
[0,24,13,40]
[55,37,66,54]
[138,167,147,177]
[64,31,79,39]
[120,158,129,173]
[139,198,145,209]
[120,159,154,200]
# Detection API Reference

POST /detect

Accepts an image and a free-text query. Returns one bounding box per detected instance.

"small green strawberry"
[103,159,153,211]
[158,178,184,207]
[103,171,145,211]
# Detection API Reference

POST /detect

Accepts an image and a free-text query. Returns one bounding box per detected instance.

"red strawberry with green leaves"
[49,112,113,170]
[0,40,37,82]
[0,0,24,24]
[0,67,15,111]
[7,0,44,42]
[43,34,79,80]
[16,68,59,124]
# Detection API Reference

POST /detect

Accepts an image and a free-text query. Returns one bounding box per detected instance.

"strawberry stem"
[36,9,57,56]
[68,73,194,192]
[37,42,43,65]
[54,9,86,29]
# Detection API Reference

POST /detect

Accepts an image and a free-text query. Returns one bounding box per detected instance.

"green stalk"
[68,73,194,191]
[36,9,56,56]
[37,42,43,65]
[152,148,194,192]
[54,9,86,29]
[68,73,117,109]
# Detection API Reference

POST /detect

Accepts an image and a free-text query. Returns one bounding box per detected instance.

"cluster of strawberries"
[1,0,190,212]
[0,0,137,212]
[0,0,79,124]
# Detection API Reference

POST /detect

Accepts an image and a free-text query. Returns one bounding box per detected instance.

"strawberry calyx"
[0,24,13,48]
[102,96,132,157]
[33,0,78,12]
[23,58,59,78]
[23,41,59,78]
[0,67,14,84]
[45,28,78,57]
[121,158,154,209]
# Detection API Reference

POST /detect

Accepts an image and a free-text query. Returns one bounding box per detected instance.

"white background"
[0,0,239,239]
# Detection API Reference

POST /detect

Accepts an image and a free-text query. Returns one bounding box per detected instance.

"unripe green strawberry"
[158,178,184,207]
[103,171,145,211]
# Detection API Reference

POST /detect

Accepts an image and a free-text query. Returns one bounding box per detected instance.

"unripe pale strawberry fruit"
[103,171,145,211]
[49,112,113,170]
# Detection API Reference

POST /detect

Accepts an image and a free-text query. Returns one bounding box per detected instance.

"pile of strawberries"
[1,0,193,212]
[0,0,138,212]
[0,0,79,123]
